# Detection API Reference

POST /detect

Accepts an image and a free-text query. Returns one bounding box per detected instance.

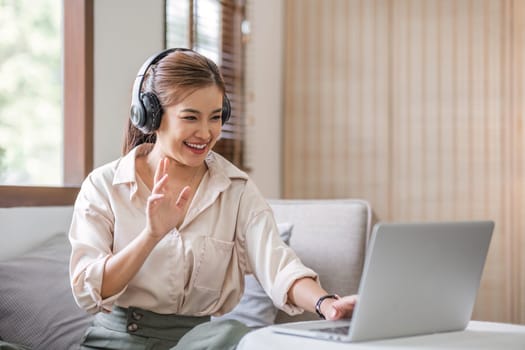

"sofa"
[0,199,372,349]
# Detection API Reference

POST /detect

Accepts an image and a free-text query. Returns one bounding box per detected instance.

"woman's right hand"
[145,157,192,241]
[100,157,190,298]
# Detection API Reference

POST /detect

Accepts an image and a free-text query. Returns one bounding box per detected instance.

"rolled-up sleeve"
[69,174,125,314]
[242,194,319,315]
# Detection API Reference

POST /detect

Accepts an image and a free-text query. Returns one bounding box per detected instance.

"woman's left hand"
[322,295,358,320]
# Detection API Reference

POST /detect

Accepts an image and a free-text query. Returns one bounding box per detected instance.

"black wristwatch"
[315,294,339,319]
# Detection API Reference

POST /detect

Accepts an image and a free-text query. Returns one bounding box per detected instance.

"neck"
[146,146,204,182]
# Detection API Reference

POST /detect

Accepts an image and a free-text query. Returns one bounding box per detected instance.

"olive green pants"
[80,306,250,350]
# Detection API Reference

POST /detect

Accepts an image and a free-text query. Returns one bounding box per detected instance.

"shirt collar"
[205,151,249,186]
[180,152,249,230]
[111,145,249,227]
[112,143,152,186]
[112,144,248,188]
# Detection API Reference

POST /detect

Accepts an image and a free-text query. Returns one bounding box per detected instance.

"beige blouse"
[69,145,317,317]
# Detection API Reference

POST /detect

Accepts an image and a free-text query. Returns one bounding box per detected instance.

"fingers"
[162,157,169,175]
[147,193,165,208]
[327,295,358,320]
[153,158,163,184]
[148,193,165,201]
[152,173,169,194]
[176,185,192,207]
[150,180,191,210]
[150,158,194,209]
[335,295,358,305]
[153,157,169,185]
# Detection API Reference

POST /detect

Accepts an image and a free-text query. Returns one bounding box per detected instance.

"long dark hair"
[122,49,227,155]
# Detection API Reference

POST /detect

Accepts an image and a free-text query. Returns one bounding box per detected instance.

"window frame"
[0,0,93,208]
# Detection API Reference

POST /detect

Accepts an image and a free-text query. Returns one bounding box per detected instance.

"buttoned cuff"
[84,255,128,313]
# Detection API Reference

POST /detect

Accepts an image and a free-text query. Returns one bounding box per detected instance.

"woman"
[69,48,357,349]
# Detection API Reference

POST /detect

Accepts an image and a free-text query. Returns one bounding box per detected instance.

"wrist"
[140,228,164,247]
[315,294,339,319]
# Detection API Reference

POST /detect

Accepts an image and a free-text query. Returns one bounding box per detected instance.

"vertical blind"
[165,0,246,168]
[283,0,525,324]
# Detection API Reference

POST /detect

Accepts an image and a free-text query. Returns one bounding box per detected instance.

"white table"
[237,321,525,349]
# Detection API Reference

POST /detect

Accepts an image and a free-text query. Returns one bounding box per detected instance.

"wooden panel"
[0,186,79,207]
[64,0,94,185]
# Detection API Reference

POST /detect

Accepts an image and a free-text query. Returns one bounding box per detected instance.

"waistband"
[94,305,211,341]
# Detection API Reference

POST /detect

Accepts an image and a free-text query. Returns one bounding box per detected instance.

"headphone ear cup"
[130,101,146,130]
[221,94,231,124]
[141,92,163,133]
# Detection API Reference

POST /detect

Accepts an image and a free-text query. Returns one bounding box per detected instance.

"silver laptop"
[270,221,494,342]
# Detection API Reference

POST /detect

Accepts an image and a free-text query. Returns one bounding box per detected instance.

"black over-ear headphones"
[130,48,231,134]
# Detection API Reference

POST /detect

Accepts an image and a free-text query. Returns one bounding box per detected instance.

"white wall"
[93,0,283,197]
[93,0,165,167]
[244,0,284,198]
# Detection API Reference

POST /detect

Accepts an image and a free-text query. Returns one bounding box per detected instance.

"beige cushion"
[268,199,372,323]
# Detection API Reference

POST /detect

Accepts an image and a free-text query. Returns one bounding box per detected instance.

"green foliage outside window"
[0,0,62,185]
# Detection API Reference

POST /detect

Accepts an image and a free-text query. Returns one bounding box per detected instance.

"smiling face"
[154,84,223,167]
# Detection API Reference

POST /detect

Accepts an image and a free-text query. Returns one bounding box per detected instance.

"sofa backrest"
[0,206,73,261]
[268,198,372,323]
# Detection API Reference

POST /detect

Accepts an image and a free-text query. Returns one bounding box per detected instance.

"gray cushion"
[268,199,372,323]
[212,222,294,328]
[0,233,93,350]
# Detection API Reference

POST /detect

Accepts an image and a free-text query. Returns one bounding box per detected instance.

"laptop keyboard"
[318,325,350,335]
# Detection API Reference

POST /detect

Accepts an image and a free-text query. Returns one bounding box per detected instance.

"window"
[165,0,246,169]
[0,0,63,186]
[0,0,93,207]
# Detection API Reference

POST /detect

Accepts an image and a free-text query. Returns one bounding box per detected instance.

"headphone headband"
[131,48,191,111]
[129,48,231,134]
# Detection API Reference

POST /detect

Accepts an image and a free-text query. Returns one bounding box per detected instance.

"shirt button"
[132,311,143,320]
[127,323,139,332]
